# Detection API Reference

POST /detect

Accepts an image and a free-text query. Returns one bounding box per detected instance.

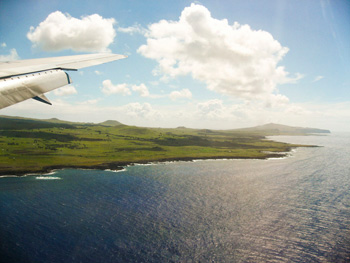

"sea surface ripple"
[0,133,349,262]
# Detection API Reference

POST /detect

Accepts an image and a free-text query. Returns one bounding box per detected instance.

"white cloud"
[281,72,304,84]
[2,96,350,131]
[313,75,324,82]
[138,4,300,102]
[132,83,150,97]
[192,99,314,128]
[285,105,312,115]
[27,11,116,52]
[196,99,226,120]
[169,89,192,100]
[53,85,78,96]
[95,70,102,75]
[264,94,289,108]
[0,48,19,61]
[123,102,155,118]
[101,80,131,95]
[78,99,100,105]
[100,81,164,98]
[1,42,6,48]
[118,24,146,35]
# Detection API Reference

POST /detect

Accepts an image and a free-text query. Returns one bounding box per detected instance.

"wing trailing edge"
[33,94,52,105]
[0,69,69,109]
[0,53,126,109]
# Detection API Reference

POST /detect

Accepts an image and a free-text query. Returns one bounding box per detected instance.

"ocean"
[0,133,349,262]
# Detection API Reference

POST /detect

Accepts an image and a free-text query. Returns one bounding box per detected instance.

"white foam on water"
[35,176,61,180]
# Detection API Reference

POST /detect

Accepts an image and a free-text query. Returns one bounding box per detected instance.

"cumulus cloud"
[1,43,6,48]
[123,102,160,119]
[27,11,116,52]
[169,89,192,100]
[95,70,102,75]
[0,48,19,61]
[132,83,150,97]
[53,85,78,96]
[138,4,300,102]
[101,80,131,95]
[196,99,226,119]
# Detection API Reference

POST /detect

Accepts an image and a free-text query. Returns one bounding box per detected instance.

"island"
[0,115,330,176]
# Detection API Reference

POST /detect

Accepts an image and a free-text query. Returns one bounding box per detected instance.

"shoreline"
[0,152,292,177]
[0,116,324,178]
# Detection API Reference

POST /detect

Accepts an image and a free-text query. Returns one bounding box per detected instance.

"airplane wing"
[0,53,127,109]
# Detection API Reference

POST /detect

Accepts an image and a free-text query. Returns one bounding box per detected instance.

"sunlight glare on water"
[0,133,349,262]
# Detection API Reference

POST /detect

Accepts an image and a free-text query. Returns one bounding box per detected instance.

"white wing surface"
[0,53,127,109]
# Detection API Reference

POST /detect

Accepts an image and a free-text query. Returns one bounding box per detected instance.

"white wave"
[35,176,61,180]
[0,174,25,178]
[267,151,296,161]
[105,168,127,173]
[134,163,156,166]
[43,170,58,176]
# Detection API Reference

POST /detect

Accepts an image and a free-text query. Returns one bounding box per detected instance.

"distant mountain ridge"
[0,115,330,134]
[0,115,123,128]
[234,123,330,134]
[0,115,321,176]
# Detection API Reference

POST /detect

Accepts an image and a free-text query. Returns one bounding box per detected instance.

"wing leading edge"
[0,53,127,109]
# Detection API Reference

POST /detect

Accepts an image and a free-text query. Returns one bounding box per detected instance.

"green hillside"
[0,116,319,176]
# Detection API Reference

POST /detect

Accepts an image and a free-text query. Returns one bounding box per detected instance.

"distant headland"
[0,115,329,176]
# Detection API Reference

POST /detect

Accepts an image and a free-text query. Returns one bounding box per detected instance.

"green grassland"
[0,116,316,176]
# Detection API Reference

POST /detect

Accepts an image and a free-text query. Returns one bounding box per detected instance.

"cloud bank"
[139,4,299,102]
[5,97,348,131]
[27,11,116,52]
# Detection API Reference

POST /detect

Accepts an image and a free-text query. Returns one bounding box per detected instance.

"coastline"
[0,116,324,178]
[0,151,295,177]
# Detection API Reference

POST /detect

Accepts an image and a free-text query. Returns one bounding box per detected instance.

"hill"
[99,120,124,127]
[0,115,74,130]
[0,116,319,176]
[234,123,330,135]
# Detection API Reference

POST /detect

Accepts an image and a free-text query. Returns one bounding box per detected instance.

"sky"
[0,0,349,131]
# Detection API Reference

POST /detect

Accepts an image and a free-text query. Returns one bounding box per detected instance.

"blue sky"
[1,0,349,131]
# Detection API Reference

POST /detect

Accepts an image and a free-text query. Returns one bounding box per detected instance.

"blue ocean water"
[0,134,349,262]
